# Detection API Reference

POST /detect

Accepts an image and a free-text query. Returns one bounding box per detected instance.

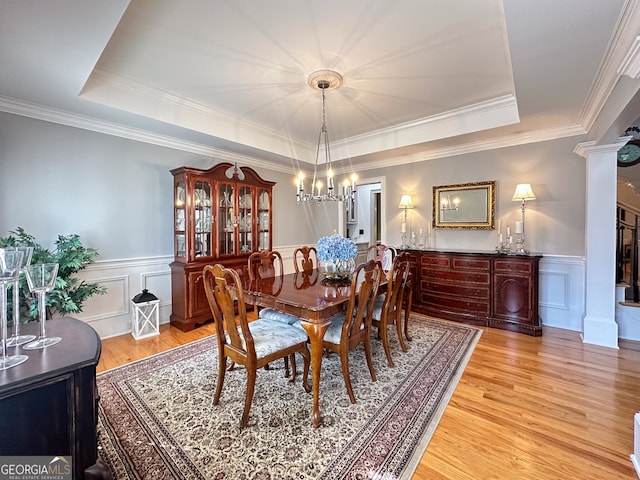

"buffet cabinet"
[170,163,275,331]
[0,318,112,479]
[405,249,542,336]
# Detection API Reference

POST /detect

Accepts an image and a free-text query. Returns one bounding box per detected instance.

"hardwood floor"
[97,316,640,479]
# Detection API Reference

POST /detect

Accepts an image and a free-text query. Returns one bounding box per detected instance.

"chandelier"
[440,193,460,213]
[296,70,356,204]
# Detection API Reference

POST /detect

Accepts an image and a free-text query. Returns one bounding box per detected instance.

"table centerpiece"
[316,234,357,280]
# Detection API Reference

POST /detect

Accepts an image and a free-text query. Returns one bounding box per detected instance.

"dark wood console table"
[0,317,112,479]
[400,248,542,336]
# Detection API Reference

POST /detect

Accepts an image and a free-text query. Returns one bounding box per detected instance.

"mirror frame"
[432,180,496,229]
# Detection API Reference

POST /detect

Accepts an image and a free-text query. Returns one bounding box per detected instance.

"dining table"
[243,268,412,428]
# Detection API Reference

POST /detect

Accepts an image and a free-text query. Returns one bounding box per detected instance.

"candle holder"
[23,263,61,349]
[6,246,35,347]
[0,248,28,370]
[400,232,408,249]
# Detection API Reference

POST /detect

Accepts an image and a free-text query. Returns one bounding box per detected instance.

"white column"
[574,139,627,348]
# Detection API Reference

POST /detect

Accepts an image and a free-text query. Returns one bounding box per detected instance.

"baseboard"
[632,413,640,478]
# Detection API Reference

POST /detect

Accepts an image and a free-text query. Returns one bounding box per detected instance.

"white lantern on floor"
[131,289,160,340]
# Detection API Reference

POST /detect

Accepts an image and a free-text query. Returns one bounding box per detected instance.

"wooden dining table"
[243,268,412,428]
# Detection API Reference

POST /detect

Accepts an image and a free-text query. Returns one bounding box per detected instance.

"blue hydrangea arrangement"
[316,234,357,262]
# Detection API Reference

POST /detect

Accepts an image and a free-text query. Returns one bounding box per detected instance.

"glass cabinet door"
[175,180,187,259]
[193,180,213,258]
[238,186,253,253]
[257,188,271,251]
[218,182,235,256]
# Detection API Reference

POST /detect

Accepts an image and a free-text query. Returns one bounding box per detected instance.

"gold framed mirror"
[433,180,495,229]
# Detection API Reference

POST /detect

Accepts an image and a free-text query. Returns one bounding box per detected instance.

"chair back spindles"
[248,250,284,281]
[293,246,317,273]
[343,260,382,338]
[367,244,396,270]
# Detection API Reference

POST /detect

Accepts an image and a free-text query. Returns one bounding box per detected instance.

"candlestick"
[401,222,407,233]
[515,221,524,234]
[506,226,511,236]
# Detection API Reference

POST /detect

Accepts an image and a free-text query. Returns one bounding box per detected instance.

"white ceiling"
[0,0,636,173]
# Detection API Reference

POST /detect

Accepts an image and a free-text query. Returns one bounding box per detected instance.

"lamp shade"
[398,194,414,209]
[512,184,536,202]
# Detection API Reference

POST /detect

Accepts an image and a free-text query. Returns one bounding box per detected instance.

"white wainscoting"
[72,250,589,340]
[72,255,174,339]
[538,255,586,332]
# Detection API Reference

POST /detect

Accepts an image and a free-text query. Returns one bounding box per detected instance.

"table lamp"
[511,183,536,254]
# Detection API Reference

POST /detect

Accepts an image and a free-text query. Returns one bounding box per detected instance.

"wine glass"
[23,263,61,349]
[6,246,36,347]
[0,248,28,369]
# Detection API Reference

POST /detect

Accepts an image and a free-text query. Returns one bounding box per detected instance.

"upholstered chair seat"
[229,318,309,357]
[258,307,301,325]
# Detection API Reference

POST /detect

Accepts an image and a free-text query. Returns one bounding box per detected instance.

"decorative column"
[574,139,628,348]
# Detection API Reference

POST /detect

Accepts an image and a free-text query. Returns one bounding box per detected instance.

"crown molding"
[0,95,293,175]
[579,0,640,130]
[82,68,312,162]
[331,94,519,161]
[1,94,591,177]
[619,35,640,78]
[573,137,629,158]
[345,124,587,175]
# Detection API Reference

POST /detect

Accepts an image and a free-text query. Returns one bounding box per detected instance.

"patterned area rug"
[97,315,481,479]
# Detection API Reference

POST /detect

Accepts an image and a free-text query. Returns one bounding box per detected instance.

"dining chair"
[322,259,383,403]
[293,246,317,273]
[367,244,396,271]
[248,250,300,325]
[203,263,311,428]
[371,254,410,367]
[248,250,302,376]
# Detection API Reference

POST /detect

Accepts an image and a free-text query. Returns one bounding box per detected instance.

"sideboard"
[0,317,111,479]
[400,248,542,336]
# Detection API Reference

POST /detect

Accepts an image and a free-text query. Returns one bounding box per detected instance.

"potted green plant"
[0,227,107,322]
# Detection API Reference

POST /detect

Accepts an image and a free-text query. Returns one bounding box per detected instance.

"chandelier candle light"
[295,70,357,205]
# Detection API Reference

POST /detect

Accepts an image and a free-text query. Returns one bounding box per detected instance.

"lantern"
[131,289,160,339]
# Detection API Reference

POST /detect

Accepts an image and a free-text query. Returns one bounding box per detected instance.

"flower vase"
[319,258,356,280]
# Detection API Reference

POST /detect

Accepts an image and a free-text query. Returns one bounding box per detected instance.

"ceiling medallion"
[306,70,343,91]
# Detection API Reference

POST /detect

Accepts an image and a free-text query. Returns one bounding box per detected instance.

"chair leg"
[340,350,356,404]
[364,335,377,382]
[379,324,394,367]
[241,368,257,429]
[283,355,290,378]
[300,347,311,393]
[213,356,227,405]
[395,316,408,352]
[288,354,297,382]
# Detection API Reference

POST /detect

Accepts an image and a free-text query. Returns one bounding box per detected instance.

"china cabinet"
[170,163,275,331]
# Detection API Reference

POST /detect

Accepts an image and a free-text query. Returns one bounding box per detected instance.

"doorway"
[371,189,381,245]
